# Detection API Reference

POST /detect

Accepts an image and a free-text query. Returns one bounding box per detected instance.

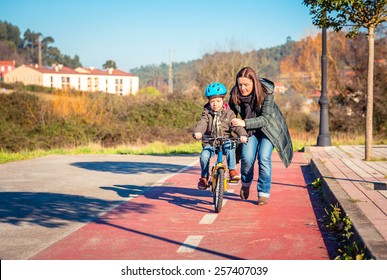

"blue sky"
[1,0,317,71]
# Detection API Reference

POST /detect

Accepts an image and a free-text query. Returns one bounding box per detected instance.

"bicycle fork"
[209,149,227,192]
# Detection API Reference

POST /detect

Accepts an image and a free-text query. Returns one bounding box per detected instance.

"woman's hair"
[231,67,267,107]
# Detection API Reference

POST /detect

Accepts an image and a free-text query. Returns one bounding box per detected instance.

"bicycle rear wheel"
[213,168,225,213]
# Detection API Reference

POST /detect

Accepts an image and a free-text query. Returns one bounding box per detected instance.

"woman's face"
[237,77,253,96]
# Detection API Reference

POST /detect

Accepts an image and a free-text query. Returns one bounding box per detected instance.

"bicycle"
[202,136,241,213]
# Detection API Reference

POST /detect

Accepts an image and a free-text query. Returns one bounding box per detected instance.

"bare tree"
[303,0,387,160]
[196,51,256,95]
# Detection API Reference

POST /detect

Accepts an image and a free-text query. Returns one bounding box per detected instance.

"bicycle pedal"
[228,179,240,185]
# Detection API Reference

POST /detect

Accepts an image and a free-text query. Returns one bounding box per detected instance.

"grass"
[289,131,380,151]
[0,141,202,164]
[114,141,201,155]
[1,132,385,165]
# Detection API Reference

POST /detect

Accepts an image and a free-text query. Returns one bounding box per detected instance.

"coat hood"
[260,78,275,95]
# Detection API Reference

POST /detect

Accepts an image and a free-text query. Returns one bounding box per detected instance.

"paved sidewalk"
[305,145,387,259]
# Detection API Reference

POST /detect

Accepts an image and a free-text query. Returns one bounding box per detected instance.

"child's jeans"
[199,140,236,178]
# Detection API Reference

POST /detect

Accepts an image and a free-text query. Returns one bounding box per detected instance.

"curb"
[309,158,387,259]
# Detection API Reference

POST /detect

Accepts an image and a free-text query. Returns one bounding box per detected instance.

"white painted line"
[177,235,203,253]
[222,199,228,207]
[227,188,235,193]
[199,214,218,224]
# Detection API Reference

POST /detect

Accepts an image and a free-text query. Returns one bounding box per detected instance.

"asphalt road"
[0,154,198,259]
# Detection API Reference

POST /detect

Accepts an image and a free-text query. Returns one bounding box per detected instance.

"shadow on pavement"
[100,184,150,198]
[0,192,151,228]
[145,185,217,213]
[271,182,306,188]
[71,161,197,175]
[96,219,245,260]
[101,183,217,213]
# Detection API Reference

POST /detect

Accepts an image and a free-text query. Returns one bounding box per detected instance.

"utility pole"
[317,25,331,146]
[38,34,42,66]
[168,49,173,94]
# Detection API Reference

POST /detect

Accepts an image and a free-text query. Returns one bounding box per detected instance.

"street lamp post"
[317,26,332,146]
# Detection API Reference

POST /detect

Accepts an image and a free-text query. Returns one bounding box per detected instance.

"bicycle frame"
[205,137,237,213]
[209,141,228,193]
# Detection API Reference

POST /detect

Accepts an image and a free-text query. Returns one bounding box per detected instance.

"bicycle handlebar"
[201,135,239,141]
[201,135,247,145]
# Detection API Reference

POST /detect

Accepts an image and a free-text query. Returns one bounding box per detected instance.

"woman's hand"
[231,118,246,127]
[239,136,248,143]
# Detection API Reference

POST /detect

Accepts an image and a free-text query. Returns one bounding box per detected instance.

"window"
[87,77,92,91]
[115,78,123,95]
[94,77,99,91]
[61,76,70,90]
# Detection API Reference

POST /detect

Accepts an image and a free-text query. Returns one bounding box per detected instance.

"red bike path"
[31,152,332,260]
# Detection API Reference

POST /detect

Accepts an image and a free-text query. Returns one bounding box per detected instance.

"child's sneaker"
[197,177,208,190]
[229,169,241,180]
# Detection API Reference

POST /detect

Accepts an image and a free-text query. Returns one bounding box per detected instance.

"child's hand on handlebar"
[194,132,203,140]
[239,136,248,143]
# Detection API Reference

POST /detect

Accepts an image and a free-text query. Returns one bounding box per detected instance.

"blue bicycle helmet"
[204,82,227,98]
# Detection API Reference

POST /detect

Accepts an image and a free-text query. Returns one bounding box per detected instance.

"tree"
[303,0,387,160]
[102,60,117,69]
[22,29,42,64]
[0,21,21,49]
[280,31,322,94]
[45,47,61,66]
[196,51,256,94]
[40,36,54,65]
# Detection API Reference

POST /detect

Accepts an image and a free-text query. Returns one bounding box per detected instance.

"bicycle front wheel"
[213,168,225,213]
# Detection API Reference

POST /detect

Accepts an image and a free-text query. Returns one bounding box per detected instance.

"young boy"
[193,82,248,190]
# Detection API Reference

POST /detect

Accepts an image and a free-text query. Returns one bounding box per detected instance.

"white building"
[4,64,139,95]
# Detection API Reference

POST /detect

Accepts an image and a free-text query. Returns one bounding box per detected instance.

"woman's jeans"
[200,140,236,178]
[241,134,274,198]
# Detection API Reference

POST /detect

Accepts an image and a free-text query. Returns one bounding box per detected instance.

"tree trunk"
[365,26,374,161]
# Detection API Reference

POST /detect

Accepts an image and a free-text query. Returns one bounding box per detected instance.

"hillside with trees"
[0,21,81,68]
[0,20,386,152]
[131,26,386,138]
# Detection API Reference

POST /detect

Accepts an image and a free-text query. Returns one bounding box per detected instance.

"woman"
[229,67,293,205]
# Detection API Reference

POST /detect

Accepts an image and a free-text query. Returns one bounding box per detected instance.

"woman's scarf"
[239,93,256,136]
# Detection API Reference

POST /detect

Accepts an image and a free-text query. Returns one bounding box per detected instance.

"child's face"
[209,96,224,112]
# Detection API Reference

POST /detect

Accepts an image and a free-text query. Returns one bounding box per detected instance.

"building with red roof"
[4,64,139,95]
[0,60,16,80]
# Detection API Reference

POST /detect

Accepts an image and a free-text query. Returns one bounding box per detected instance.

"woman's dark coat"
[229,78,293,168]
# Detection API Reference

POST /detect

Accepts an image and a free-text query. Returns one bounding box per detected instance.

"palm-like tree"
[22,29,41,64]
